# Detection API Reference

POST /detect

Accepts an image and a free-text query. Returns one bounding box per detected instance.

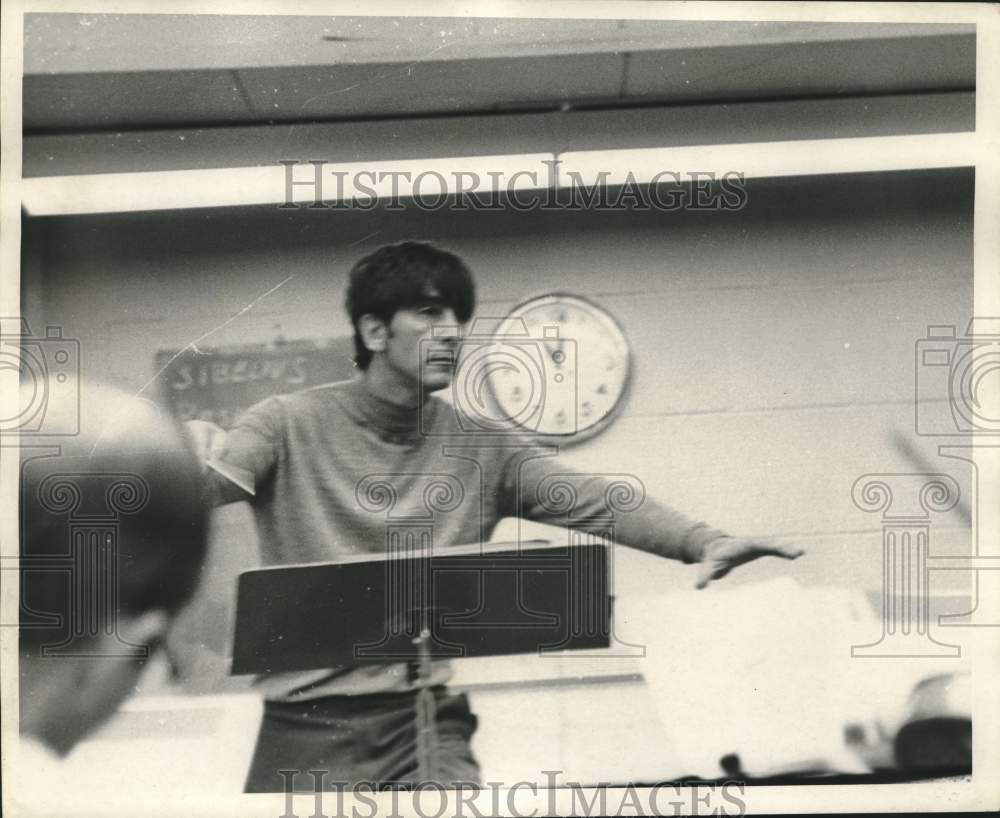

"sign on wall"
[154,337,356,428]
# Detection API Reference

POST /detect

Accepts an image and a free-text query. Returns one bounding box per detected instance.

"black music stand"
[230,539,611,783]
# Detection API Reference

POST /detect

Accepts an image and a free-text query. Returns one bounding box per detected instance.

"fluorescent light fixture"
[557,132,979,188]
[21,154,555,216]
[20,133,979,217]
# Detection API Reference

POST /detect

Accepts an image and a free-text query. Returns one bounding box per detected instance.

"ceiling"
[23,16,975,73]
[22,15,975,133]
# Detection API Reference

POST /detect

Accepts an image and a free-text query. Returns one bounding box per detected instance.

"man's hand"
[695,537,804,590]
[184,419,226,471]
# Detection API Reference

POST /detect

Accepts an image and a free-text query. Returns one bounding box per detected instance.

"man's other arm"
[504,454,802,588]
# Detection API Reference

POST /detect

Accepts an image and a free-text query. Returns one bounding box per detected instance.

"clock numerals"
[490,294,630,442]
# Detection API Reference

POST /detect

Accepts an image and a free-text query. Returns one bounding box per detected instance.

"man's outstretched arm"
[505,455,803,589]
[185,399,280,506]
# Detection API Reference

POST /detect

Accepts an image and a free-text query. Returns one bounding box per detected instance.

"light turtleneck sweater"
[209,376,727,699]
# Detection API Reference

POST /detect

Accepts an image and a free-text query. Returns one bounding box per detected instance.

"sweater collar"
[340,375,435,439]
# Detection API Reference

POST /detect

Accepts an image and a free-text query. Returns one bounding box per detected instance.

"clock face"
[487,293,631,442]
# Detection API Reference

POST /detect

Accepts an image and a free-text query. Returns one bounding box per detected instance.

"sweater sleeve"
[206,397,282,505]
[500,450,727,564]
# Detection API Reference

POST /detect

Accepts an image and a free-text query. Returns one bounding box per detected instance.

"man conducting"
[188,241,803,792]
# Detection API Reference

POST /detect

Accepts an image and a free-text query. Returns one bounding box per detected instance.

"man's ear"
[123,609,171,651]
[359,314,388,353]
[71,610,170,678]
[47,608,173,754]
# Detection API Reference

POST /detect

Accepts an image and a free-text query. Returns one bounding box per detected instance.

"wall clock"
[485,292,632,444]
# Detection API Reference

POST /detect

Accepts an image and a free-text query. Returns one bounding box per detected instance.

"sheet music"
[617,576,967,777]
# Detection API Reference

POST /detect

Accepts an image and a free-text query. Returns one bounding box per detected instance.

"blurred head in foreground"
[18,379,208,755]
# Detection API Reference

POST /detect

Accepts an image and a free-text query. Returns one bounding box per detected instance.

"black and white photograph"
[2,2,998,816]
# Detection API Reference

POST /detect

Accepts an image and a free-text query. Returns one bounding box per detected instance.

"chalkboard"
[154,337,356,428]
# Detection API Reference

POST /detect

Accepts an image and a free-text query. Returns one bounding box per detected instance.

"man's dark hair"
[19,382,209,651]
[345,241,476,369]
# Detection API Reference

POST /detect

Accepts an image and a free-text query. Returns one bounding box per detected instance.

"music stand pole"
[413,627,439,784]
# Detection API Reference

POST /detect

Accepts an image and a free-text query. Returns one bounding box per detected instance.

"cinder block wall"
[22,168,974,687]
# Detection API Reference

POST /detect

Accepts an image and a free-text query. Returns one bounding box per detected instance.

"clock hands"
[543,338,566,366]
[488,294,630,442]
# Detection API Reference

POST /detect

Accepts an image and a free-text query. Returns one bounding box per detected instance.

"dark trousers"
[244,686,480,792]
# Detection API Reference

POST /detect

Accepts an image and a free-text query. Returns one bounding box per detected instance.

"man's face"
[383,296,464,393]
[27,610,170,756]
